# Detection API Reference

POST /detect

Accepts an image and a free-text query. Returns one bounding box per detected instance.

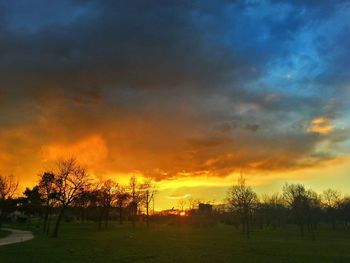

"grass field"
[1,222,350,263]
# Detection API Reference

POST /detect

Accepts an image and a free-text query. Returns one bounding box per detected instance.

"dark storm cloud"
[0,0,252,93]
[0,0,349,181]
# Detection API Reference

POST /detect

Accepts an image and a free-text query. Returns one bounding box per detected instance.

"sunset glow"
[0,0,350,212]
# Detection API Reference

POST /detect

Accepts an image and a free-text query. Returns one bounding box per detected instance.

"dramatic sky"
[1,0,350,209]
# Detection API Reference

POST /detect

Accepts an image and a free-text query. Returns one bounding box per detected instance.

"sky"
[0,0,350,210]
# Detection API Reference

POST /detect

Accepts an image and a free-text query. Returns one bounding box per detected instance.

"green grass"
[0,230,11,238]
[1,222,350,263]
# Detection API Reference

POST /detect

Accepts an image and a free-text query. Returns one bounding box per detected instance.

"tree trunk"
[98,209,103,231]
[52,206,65,238]
[311,225,316,241]
[80,207,85,223]
[43,203,50,233]
[246,213,250,239]
[331,215,336,230]
[146,190,149,228]
[242,219,246,234]
[131,202,137,230]
[46,213,51,236]
[299,223,304,237]
[105,207,109,229]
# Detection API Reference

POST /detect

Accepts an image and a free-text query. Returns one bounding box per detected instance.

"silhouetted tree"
[0,174,18,200]
[96,179,118,230]
[177,199,187,212]
[306,189,321,240]
[282,183,320,238]
[227,174,258,239]
[141,179,157,227]
[116,186,130,224]
[260,193,286,229]
[0,174,18,228]
[339,197,350,227]
[188,198,201,211]
[23,186,42,217]
[83,188,100,224]
[74,188,95,223]
[38,172,56,234]
[129,176,138,229]
[129,176,145,229]
[283,183,307,236]
[51,158,90,237]
[322,188,341,229]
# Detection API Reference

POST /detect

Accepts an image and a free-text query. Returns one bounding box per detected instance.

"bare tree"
[129,176,139,229]
[0,174,18,228]
[322,188,341,229]
[322,189,341,208]
[96,179,118,230]
[128,176,147,229]
[73,188,93,223]
[116,185,130,224]
[52,158,90,237]
[38,172,56,234]
[141,179,157,227]
[177,199,187,212]
[283,183,308,236]
[0,174,18,200]
[282,183,320,237]
[260,193,286,229]
[338,197,350,227]
[188,198,200,210]
[227,174,258,239]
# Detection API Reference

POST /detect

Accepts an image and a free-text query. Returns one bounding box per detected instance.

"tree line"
[1,160,350,240]
[226,174,349,239]
[0,158,156,237]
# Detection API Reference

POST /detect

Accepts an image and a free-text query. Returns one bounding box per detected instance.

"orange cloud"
[307,117,334,135]
[40,135,108,170]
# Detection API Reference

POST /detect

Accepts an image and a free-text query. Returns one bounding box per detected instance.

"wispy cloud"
[307,117,334,135]
[167,194,191,200]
